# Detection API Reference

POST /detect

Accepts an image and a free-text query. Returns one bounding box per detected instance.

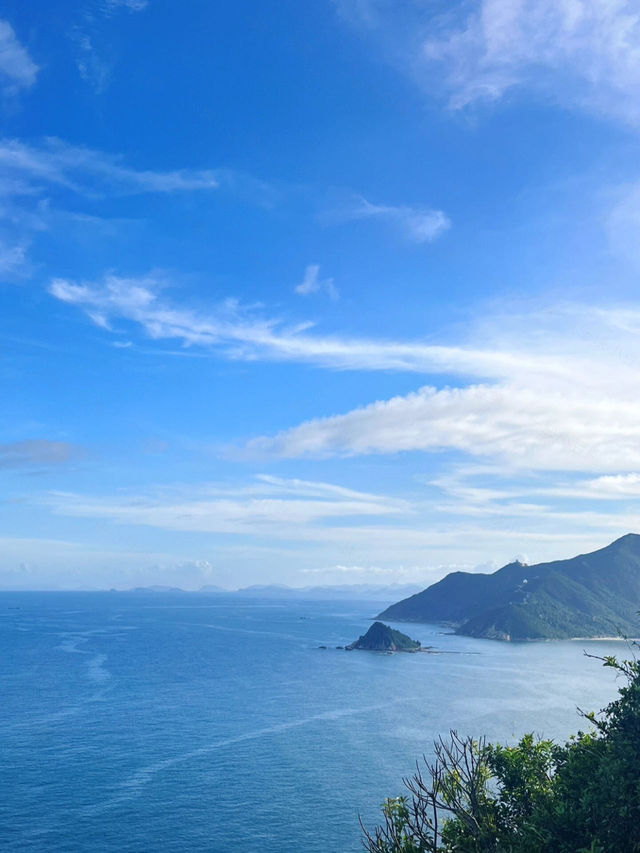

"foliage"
[362,650,640,852]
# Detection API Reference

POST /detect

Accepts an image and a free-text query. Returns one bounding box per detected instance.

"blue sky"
[3,0,640,589]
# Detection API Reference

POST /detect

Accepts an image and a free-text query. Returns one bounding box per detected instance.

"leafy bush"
[362,651,640,853]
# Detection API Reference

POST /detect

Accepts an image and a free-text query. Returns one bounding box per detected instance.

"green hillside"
[377,534,640,640]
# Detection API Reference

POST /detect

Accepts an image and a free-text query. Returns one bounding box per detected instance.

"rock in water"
[346,621,421,652]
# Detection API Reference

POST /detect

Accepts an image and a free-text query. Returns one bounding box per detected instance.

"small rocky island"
[346,621,422,652]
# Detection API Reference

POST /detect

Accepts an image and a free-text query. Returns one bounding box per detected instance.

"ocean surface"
[0,591,627,852]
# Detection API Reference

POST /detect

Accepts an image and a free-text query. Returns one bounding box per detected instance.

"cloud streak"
[32,469,640,585]
[104,0,149,12]
[0,20,38,95]
[0,138,225,276]
[73,0,150,92]
[42,476,410,538]
[50,271,568,377]
[49,269,640,482]
[240,300,640,476]
[0,137,220,197]
[46,264,640,480]
[338,195,451,243]
[245,381,640,472]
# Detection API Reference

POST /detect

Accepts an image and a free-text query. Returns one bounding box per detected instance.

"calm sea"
[0,591,626,852]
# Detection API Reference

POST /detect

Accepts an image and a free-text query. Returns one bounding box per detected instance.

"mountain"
[377,534,640,641]
[346,621,421,652]
[108,583,423,600]
[129,585,186,593]
[198,583,424,602]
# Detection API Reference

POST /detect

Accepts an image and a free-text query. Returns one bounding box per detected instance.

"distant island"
[347,621,422,652]
[377,533,640,641]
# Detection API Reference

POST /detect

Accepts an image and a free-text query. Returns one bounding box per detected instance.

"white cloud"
[338,0,640,127]
[299,563,435,579]
[295,264,339,299]
[32,471,640,587]
[47,271,640,480]
[241,302,640,474]
[340,195,450,243]
[245,381,640,471]
[424,0,640,125]
[0,138,220,196]
[49,271,532,372]
[73,33,112,93]
[72,0,149,92]
[0,139,220,273]
[104,0,149,12]
[0,20,38,94]
[553,473,640,500]
[0,241,29,277]
[42,477,409,538]
[253,474,395,504]
[301,564,400,575]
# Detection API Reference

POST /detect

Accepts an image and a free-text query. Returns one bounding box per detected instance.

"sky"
[3,0,640,590]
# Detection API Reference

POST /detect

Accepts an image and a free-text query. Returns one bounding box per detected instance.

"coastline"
[569,636,639,642]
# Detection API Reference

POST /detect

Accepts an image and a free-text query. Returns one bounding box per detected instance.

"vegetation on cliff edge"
[362,649,640,852]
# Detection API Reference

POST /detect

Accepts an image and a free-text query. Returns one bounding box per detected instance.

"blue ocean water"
[0,591,626,852]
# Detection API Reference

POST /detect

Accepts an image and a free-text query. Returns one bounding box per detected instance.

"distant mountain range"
[216,583,424,601]
[125,582,424,603]
[378,534,640,641]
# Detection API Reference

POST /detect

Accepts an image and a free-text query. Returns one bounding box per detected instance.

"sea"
[0,591,627,852]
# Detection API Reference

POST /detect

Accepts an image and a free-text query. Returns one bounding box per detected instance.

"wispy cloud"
[49,273,291,355]
[50,271,514,371]
[241,301,640,476]
[103,0,149,13]
[294,264,338,299]
[0,20,38,95]
[73,0,149,92]
[424,0,640,125]
[0,241,29,278]
[48,270,640,481]
[0,138,220,197]
[0,138,221,276]
[42,476,409,537]
[33,470,640,583]
[423,467,640,555]
[0,138,273,280]
[338,0,640,127]
[73,33,111,93]
[299,563,427,578]
[338,195,450,243]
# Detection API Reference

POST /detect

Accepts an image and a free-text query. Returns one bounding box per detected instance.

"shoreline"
[569,636,639,642]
